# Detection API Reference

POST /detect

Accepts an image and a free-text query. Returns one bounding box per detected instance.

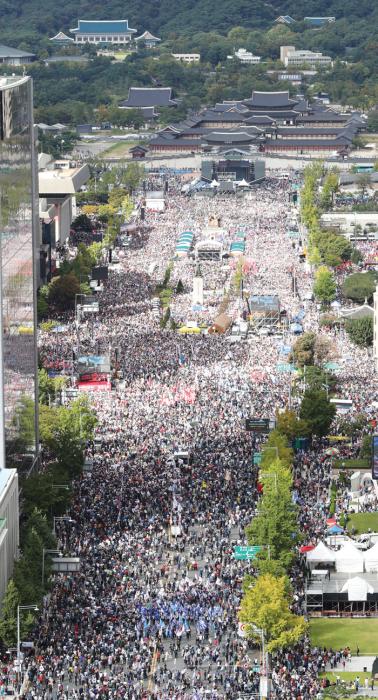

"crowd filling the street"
[2,169,378,700]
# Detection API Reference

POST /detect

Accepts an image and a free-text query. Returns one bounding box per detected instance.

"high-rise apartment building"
[0,75,39,603]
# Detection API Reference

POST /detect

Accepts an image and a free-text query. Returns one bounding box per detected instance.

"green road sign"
[253,453,262,466]
[233,545,262,560]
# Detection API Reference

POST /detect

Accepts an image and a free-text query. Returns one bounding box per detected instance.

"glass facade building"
[0,76,38,471]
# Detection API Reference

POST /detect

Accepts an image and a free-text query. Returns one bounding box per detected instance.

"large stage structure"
[248,295,281,330]
[195,217,226,261]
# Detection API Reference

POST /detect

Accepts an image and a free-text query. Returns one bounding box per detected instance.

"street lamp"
[42,549,62,585]
[17,605,38,672]
[53,516,76,535]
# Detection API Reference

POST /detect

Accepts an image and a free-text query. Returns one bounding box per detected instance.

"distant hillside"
[0,0,377,45]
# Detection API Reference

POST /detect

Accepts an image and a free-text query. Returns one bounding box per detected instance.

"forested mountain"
[0,0,377,50]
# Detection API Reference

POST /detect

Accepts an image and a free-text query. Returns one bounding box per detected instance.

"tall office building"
[0,75,39,603]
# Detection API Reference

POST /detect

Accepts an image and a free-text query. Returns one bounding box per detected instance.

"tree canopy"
[239,574,307,653]
[342,271,378,304]
[313,266,337,304]
[299,389,336,437]
[345,316,373,347]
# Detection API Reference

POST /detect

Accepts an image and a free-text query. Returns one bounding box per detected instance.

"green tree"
[290,332,316,368]
[313,266,337,304]
[246,459,298,567]
[320,171,339,210]
[345,316,374,347]
[176,279,185,294]
[48,273,81,311]
[39,399,96,477]
[0,579,20,646]
[120,162,145,193]
[342,271,377,303]
[21,472,70,519]
[275,409,310,442]
[300,389,336,437]
[71,214,93,233]
[239,574,307,653]
[260,430,293,470]
[13,527,45,602]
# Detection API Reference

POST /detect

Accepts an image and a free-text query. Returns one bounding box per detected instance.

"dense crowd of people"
[6,171,378,700]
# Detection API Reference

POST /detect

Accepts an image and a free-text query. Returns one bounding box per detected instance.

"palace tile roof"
[200,110,247,122]
[298,113,347,123]
[276,126,356,136]
[71,20,136,34]
[135,31,161,42]
[203,131,259,144]
[243,91,298,109]
[266,137,351,147]
[120,88,175,108]
[0,43,35,58]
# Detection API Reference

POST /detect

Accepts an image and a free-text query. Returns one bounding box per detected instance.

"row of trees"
[240,432,307,653]
[38,163,143,316]
[0,396,97,647]
[239,348,341,653]
[301,163,359,270]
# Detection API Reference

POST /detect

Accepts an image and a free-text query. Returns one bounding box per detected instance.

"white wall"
[0,469,19,606]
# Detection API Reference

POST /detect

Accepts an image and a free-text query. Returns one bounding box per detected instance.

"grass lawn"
[310,618,378,654]
[347,512,378,535]
[101,140,140,158]
[320,671,371,683]
[334,459,368,470]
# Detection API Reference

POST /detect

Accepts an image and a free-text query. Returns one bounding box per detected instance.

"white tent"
[364,542,378,572]
[335,542,364,573]
[236,179,249,187]
[341,576,374,601]
[210,179,219,188]
[306,541,335,568]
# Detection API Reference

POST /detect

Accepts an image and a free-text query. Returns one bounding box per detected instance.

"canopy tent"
[327,524,344,534]
[236,178,249,187]
[306,541,335,568]
[341,577,374,601]
[335,542,364,573]
[364,542,378,573]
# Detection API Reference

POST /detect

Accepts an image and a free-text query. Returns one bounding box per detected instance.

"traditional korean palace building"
[148,90,365,156]
[70,20,136,44]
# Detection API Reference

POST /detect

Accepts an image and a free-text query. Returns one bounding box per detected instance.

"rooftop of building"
[135,31,161,42]
[243,90,298,108]
[39,163,90,194]
[267,137,352,147]
[304,16,336,24]
[49,32,74,42]
[0,44,35,58]
[70,20,136,34]
[0,468,17,500]
[0,74,31,90]
[120,87,175,108]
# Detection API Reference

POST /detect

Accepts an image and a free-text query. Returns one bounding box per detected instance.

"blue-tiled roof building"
[304,17,336,27]
[70,20,137,44]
